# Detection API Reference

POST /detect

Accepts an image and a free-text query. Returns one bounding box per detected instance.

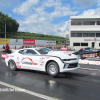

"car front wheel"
[47,62,59,77]
[8,60,17,71]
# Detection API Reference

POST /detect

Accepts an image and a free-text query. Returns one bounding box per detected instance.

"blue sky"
[0,0,100,37]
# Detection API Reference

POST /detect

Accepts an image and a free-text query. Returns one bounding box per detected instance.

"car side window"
[24,49,37,55]
[79,49,83,52]
[18,50,24,54]
[85,48,89,50]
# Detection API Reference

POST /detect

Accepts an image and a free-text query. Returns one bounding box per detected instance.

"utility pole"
[5,21,6,38]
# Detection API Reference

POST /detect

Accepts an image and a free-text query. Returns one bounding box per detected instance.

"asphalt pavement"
[0,56,100,100]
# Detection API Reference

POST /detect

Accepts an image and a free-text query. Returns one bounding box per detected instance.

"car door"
[15,49,25,68]
[20,49,42,70]
[84,48,92,54]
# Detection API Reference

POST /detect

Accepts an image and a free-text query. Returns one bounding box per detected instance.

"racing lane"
[0,57,100,100]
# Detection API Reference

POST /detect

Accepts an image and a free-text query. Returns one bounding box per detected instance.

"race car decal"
[45,57,50,59]
[6,55,9,59]
[16,62,21,68]
[83,53,97,57]
[40,57,45,63]
[17,57,20,61]
[21,57,37,65]
[10,55,14,57]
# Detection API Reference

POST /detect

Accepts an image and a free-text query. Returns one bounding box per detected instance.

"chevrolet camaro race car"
[5,47,80,76]
[73,47,100,59]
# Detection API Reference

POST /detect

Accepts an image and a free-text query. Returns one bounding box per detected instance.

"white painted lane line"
[0,81,60,100]
[80,68,100,71]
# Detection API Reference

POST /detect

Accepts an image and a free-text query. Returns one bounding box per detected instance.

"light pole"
[5,21,6,38]
[4,18,6,39]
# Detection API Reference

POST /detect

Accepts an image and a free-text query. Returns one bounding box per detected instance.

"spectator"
[2,45,5,52]
[5,43,10,53]
[3,45,5,50]
[15,46,16,49]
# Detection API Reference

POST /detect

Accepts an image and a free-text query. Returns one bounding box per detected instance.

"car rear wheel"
[8,60,17,71]
[47,62,59,77]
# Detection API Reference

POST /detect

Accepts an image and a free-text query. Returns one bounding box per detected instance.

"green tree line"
[0,11,19,37]
[6,32,68,42]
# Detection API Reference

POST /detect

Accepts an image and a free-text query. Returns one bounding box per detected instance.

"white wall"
[35,40,56,45]
[70,37,100,50]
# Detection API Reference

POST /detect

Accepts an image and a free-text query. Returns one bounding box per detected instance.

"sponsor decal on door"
[21,57,37,65]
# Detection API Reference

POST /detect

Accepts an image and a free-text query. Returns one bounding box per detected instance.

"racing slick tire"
[78,54,83,59]
[47,62,59,77]
[8,60,17,71]
[78,54,85,59]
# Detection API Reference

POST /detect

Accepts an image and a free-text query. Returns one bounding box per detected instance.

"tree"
[0,11,19,38]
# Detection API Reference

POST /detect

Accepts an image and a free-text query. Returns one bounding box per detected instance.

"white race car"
[5,47,80,76]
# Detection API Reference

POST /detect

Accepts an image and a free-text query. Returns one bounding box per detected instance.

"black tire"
[47,62,59,77]
[78,54,85,59]
[78,54,82,59]
[8,60,17,71]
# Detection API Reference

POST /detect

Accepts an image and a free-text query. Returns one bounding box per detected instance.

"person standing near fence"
[5,43,10,53]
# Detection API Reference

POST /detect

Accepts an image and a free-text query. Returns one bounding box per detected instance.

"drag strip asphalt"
[0,57,100,100]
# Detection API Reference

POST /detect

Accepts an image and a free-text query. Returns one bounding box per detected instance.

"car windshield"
[87,48,96,50]
[35,48,51,54]
[76,49,83,52]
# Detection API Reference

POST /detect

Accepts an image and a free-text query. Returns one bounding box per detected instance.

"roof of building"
[70,16,100,19]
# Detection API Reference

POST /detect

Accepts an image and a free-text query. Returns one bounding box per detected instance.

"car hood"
[46,51,78,59]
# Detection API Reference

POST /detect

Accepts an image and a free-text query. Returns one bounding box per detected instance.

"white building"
[70,16,100,50]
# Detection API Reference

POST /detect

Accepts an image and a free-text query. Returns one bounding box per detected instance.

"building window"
[71,33,77,37]
[99,43,100,46]
[97,21,100,25]
[83,33,88,37]
[71,21,76,25]
[88,33,95,37]
[71,21,82,25]
[81,43,88,46]
[77,21,82,25]
[90,21,95,25]
[73,43,80,46]
[96,33,100,37]
[77,33,82,37]
[83,21,89,25]
[83,33,95,37]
